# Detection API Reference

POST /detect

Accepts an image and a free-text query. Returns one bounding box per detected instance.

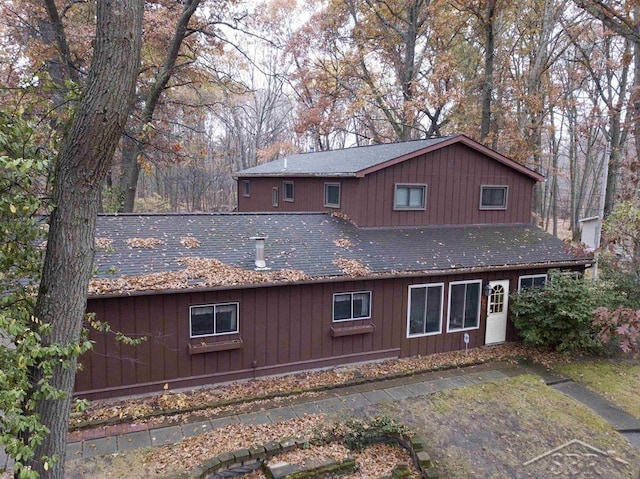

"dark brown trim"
[75,348,401,400]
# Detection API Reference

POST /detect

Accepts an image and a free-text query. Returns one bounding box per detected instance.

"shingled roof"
[91,213,591,296]
[234,134,544,181]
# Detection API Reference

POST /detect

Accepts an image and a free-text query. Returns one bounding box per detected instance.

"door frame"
[485,279,509,345]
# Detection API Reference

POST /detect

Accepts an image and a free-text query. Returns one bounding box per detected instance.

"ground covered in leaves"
[70,343,568,429]
[66,415,419,479]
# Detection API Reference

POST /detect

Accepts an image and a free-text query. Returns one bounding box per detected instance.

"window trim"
[189,302,240,338]
[394,183,427,210]
[518,274,548,292]
[446,280,482,333]
[324,182,341,208]
[242,179,251,197]
[283,181,295,202]
[479,185,508,210]
[272,187,279,207]
[332,291,372,322]
[407,283,444,337]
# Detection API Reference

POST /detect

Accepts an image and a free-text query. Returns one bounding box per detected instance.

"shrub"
[511,271,617,354]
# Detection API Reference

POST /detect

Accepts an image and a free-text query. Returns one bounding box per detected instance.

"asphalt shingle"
[235,137,452,176]
[92,213,590,294]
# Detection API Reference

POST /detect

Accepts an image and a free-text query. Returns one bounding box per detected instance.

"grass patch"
[555,359,640,419]
[384,375,639,478]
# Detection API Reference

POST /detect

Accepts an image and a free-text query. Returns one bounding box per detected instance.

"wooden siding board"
[79,263,586,400]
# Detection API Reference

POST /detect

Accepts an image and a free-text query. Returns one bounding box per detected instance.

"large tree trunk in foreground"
[29,1,143,477]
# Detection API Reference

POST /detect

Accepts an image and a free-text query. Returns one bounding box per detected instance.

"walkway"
[1,359,639,471]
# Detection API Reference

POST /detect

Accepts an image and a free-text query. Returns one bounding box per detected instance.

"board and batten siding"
[237,144,535,227]
[346,143,535,227]
[75,266,563,400]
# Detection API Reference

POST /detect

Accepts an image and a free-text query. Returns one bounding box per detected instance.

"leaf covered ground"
[70,343,569,428]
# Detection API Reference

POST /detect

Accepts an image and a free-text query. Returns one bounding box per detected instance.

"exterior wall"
[237,144,535,227]
[76,266,567,400]
[347,143,535,227]
[237,177,358,213]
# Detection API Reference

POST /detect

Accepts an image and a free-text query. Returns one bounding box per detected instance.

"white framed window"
[324,182,341,208]
[242,179,250,197]
[190,303,239,338]
[447,280,481,332]
[394,184,426,210]
[272,187,279,207]
[283,181,294,202]
[407,283,444,337]
[518,274,547,291]
[480,185,508,210]
[333,291,371,322]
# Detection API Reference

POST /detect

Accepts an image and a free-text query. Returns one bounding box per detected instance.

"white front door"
[485,280,509,345]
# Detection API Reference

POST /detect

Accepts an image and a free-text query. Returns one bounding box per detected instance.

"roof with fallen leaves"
[90,213,591,296]
[234,134,544,181]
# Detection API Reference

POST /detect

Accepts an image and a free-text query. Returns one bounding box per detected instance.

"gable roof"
[91,213,590,297]
[235,134,544,182]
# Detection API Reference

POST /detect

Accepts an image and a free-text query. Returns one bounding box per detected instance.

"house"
[76,135,591,400]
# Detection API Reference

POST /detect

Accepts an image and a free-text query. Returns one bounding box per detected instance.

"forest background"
[2,0,639,241]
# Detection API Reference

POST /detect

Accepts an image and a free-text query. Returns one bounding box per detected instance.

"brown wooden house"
[77,135,591,400]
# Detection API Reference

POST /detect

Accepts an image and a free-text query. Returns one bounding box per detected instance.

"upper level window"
[407,283,443,337]
[333,291,371,321]
[394,184,426,210]
[242,180,251,197]
[272,187,279,207]
[480,185,508,210]
[190,303,239,338]
[447,280,481,332]
[283,181,294,202]
[518,274,547,291]
[325,182,341,208]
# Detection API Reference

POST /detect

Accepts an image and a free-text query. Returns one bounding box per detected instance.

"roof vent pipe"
[283,157,288,170]
[249,236,269,270]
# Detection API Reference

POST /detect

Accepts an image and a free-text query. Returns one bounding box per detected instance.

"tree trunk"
[29,1,143,477]
[480,0,496,140]
[117,0,201,212]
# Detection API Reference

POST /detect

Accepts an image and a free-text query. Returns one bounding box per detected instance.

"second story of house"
[234,134,544,228]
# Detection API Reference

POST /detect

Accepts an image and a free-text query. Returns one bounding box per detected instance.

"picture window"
[480,185,508,210]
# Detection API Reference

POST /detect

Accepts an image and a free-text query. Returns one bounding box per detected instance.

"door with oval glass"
[485,280,509,345]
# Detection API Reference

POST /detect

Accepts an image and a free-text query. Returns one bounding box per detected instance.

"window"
[283,181,294,202]
[190,303,239,338]
[333,291,371,321]
[447,280,481,331]
[272,187,279,207]
[407,283,444,336]
[518,274,547,291]
[480,185,508,210]
[242,180,250,197]
[324,182,341,208]
[394,184,426,210]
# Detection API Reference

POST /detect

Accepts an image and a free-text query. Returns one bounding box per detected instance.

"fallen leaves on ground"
[152,415,324,476]
[71,343,569,427]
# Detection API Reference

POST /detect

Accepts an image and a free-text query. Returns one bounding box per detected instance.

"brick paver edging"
[164,434,439,479]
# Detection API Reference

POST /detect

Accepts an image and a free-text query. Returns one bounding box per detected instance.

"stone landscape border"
[165,433,439,479]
